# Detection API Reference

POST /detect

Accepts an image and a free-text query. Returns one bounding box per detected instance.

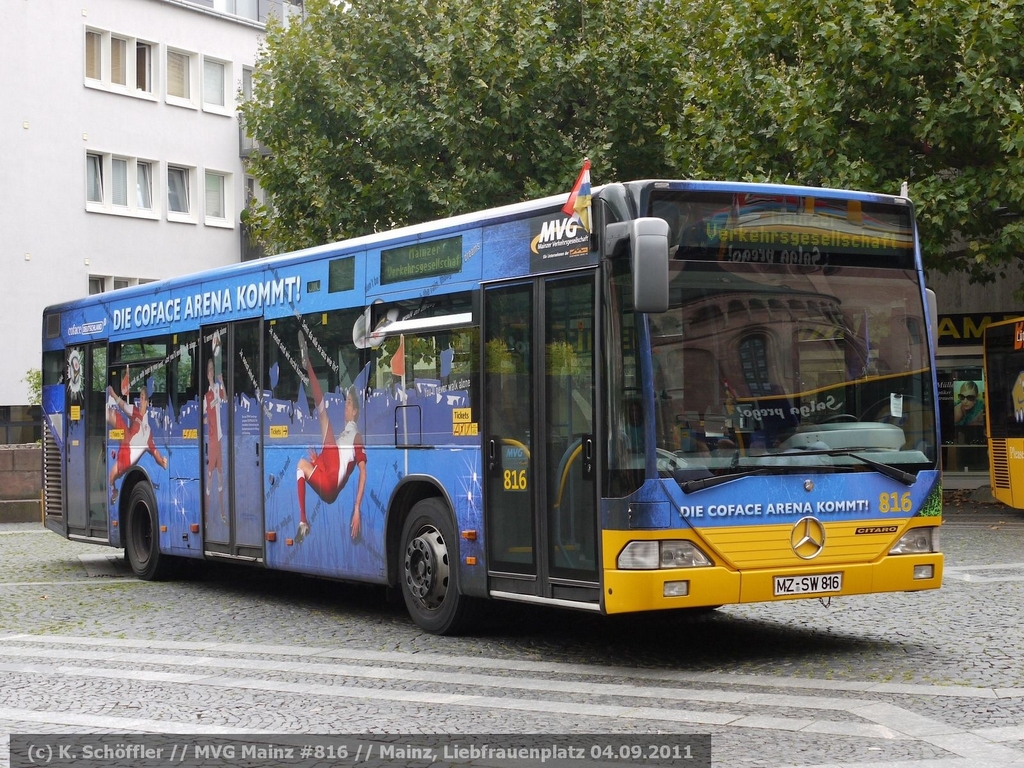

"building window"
[167,51,189,99]
[211,0,266,21]
[112,158,129,207]
[205,172,225,219]
[167,49,197,106]
[203,58,226,108]
[0,406,42,445]
[204,170,233,228]
[239,66,263,154]
[137,162,153,210]
[136,42,152,93]
[86,153,158,218]
[168,165,193,221]
[85,30,102,81]
[245,175,262,208]
[241,176,266,260]
[939,363,989,476]
[168,166,190,213]
[84,27,157,100]
[739,334,774,397]
[86,154,103,203]
[90,276,139,295]
[111,36,127,87]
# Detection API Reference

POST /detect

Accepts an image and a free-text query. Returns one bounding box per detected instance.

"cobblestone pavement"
[2,496,1024,767]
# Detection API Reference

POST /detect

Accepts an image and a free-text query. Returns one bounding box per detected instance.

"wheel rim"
[404,524,450,611]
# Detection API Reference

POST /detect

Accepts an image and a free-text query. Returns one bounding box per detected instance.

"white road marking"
[0,635,1020,767]
[944,562,1024,583]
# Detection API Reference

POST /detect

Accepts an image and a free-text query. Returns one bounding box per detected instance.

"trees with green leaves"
[23,369,41,407]
[671,0,1024,284]
[239,0,677,252]
[241,0,1024,286]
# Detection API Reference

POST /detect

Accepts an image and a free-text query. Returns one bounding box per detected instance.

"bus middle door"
[201,321,265,561]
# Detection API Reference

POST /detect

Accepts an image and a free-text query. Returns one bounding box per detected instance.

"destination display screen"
[650,191,916,269]
[380,236,463,285]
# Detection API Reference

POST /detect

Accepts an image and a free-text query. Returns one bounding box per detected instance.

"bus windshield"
[646,191,936,480]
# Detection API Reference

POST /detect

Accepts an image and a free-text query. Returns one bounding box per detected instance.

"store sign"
[937,313,1021,347]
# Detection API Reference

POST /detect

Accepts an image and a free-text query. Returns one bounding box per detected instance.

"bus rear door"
[65,343,110,541]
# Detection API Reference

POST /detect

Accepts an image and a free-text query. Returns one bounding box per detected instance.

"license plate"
[773,572,843,596]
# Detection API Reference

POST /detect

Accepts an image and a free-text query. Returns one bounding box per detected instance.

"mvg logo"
[531,217,586,254]
[1015,321,1024,350]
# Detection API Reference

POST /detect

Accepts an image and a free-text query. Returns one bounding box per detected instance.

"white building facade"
[0,0,291,440]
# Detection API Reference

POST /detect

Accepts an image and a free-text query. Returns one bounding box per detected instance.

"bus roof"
[46,179,913,316]
[42,177,916,354]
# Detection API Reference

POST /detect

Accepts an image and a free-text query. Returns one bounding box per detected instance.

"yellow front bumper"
[602,529,943,614]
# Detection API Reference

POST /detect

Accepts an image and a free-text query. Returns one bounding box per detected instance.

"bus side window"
[172,333,198,418]
[266,317,303,406]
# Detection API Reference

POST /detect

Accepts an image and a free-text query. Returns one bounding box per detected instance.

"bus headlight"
[618,540,713,570]
[889,527,939,555]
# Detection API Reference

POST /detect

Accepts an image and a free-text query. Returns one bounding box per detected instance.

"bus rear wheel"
[125,482,172,581]
[400,498,470,635]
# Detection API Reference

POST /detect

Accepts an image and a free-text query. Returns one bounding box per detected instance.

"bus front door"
[201,321,265,561]
[484,275,599,606]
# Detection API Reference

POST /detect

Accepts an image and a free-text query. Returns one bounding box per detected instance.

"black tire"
[400,497,471,635]
[124,482,173,581]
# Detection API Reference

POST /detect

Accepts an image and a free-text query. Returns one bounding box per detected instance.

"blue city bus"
[41,180,943,634]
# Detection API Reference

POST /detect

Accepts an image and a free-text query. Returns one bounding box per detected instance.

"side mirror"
[630,218,670,313]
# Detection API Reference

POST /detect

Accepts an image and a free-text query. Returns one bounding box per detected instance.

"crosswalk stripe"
[1,635,1022,766]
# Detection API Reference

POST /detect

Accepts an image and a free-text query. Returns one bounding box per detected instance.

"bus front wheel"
[125,482,172,581]
[400,498,470,635]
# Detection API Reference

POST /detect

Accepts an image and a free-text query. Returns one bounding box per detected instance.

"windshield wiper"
[784,449,917,485]
[681,467,772,493]
[678,450,917,493]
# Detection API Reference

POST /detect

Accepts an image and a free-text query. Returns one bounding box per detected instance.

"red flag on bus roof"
[562,158,592,233]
